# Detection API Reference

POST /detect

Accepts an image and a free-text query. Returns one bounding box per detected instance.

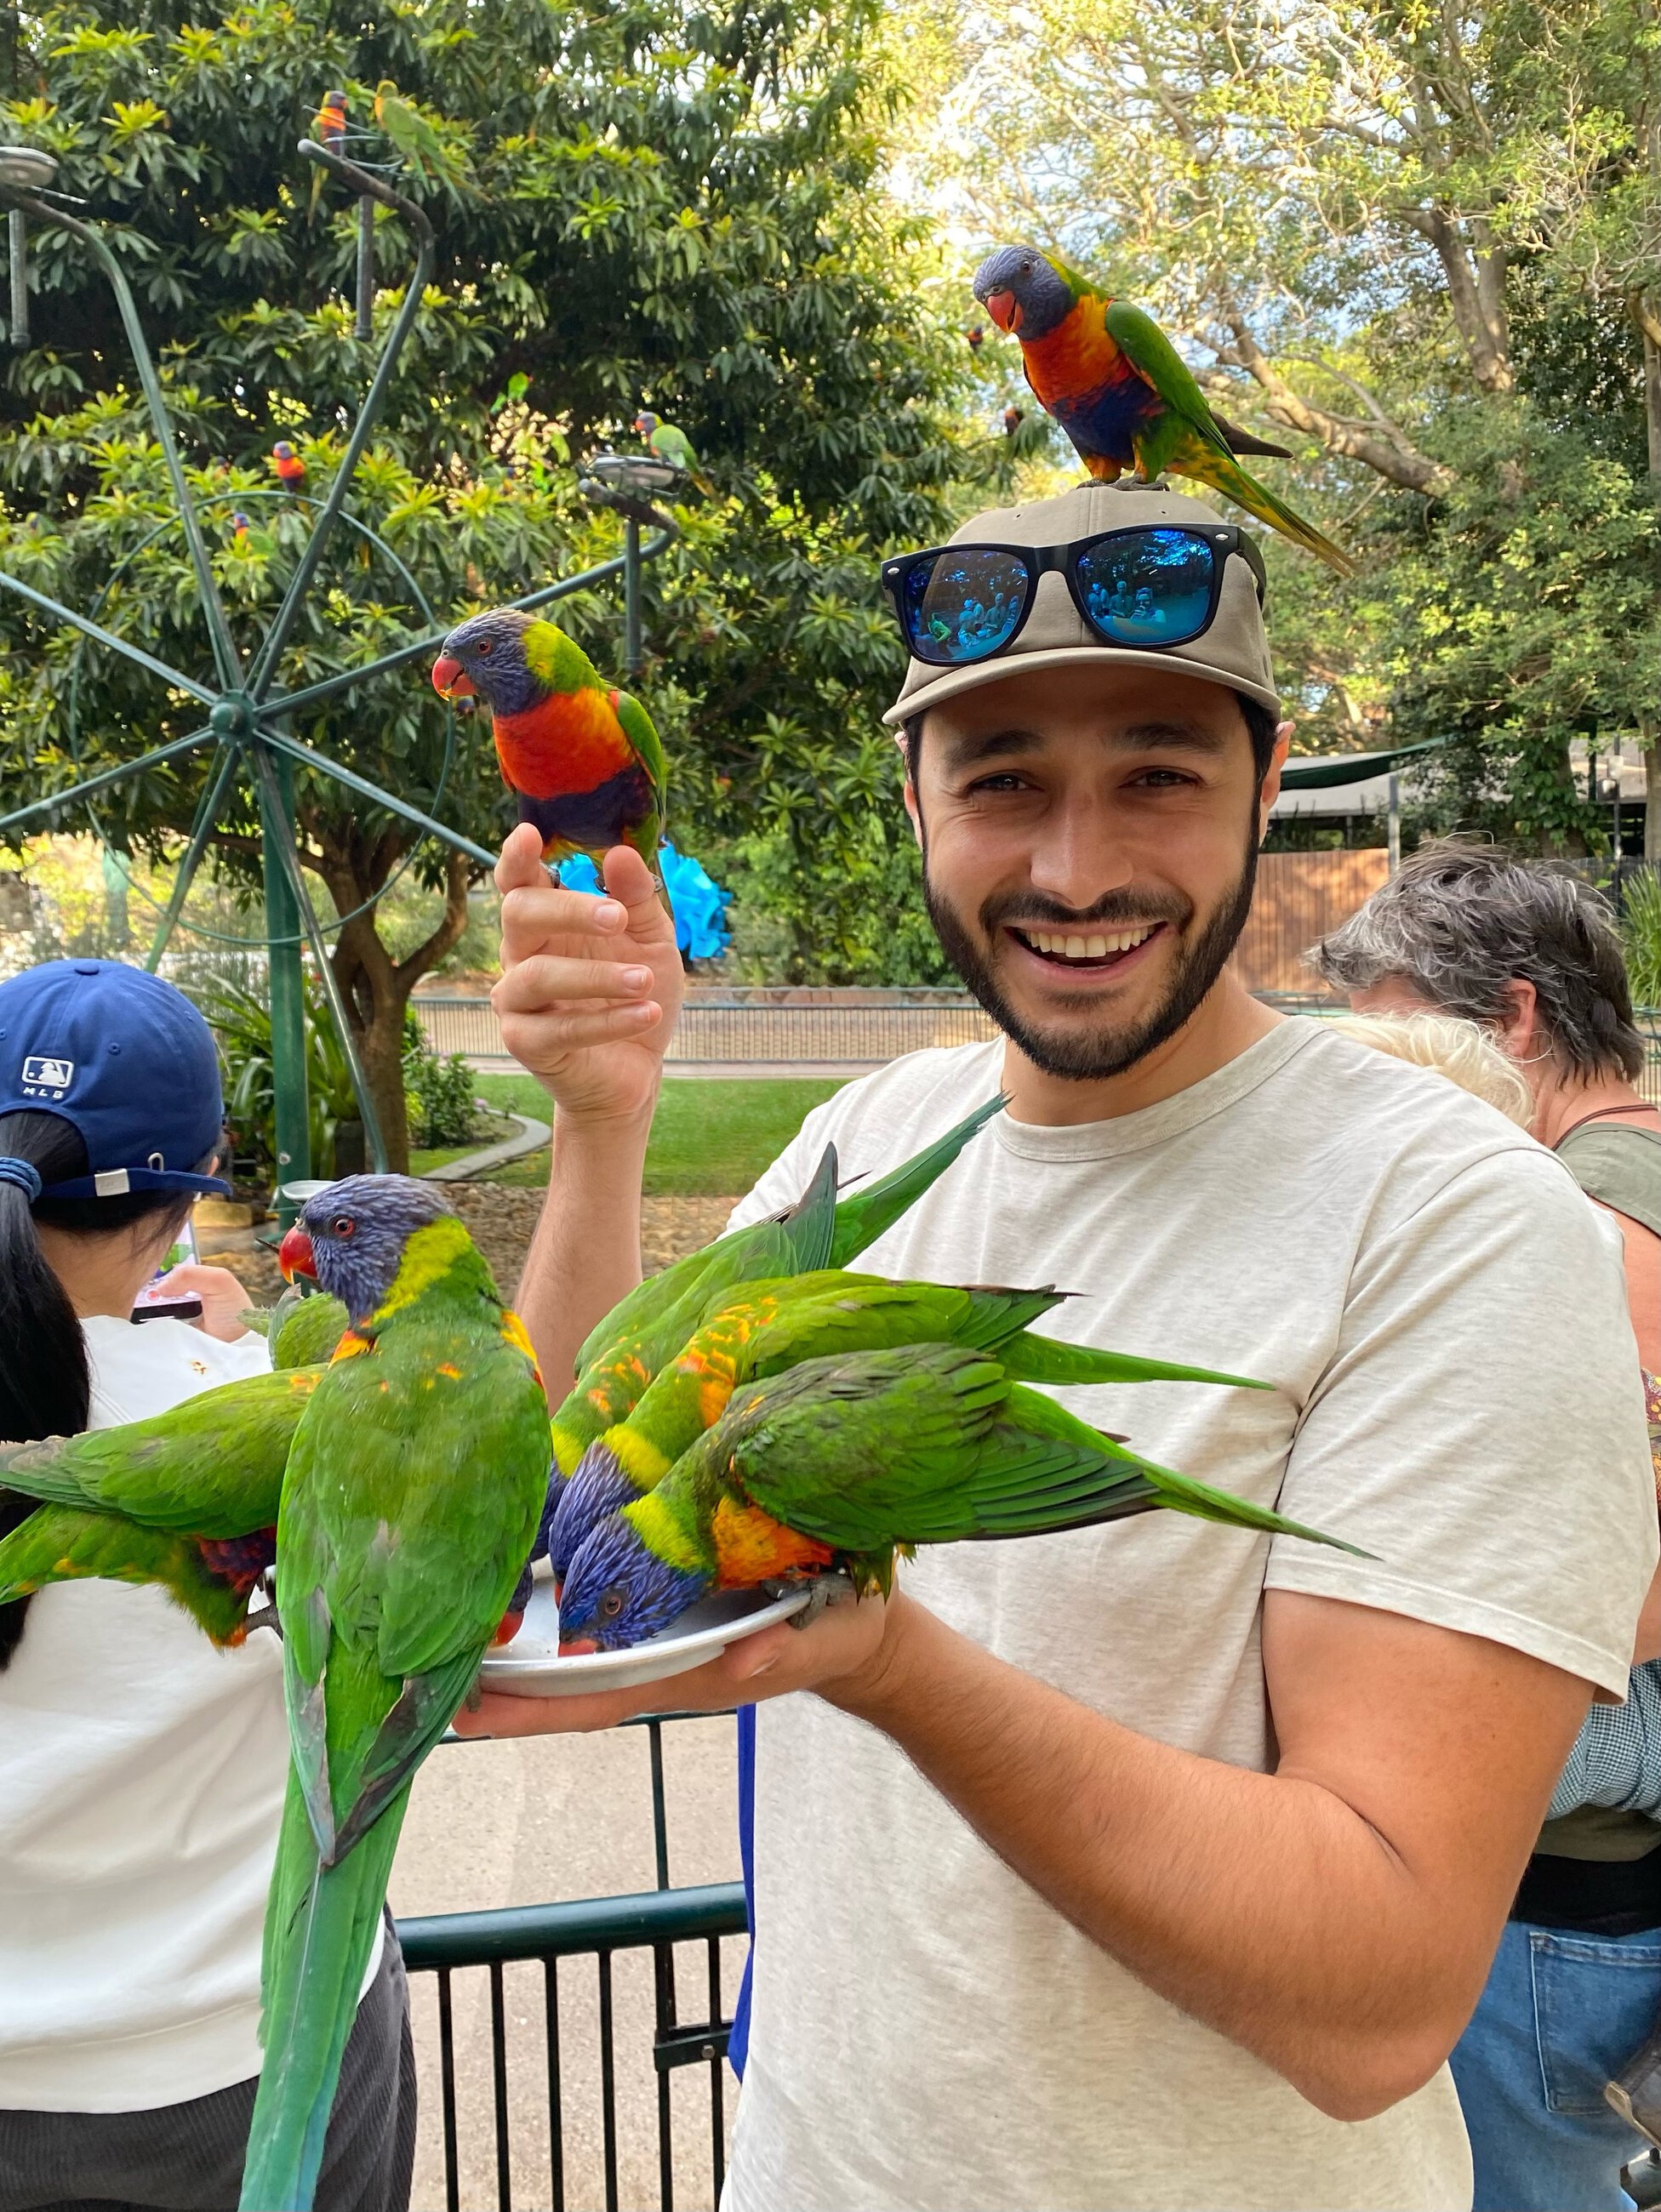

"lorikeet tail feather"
[1000,1335,1271,1390]
[1184,450,1356,577]
[1140,1456,1374,1555]
[238,1778,406,2212]
[828,1096,1007,1265]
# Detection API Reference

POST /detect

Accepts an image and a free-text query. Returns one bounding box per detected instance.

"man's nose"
[1025,796,1135,910]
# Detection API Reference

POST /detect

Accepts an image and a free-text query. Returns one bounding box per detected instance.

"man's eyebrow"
[939,726,1043,770]
[1113,720,1231,755]
[939,718,1232,770]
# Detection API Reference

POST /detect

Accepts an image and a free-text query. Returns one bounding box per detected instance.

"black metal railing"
[398,1714,745,2212]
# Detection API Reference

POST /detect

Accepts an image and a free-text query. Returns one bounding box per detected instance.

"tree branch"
[1208,315,1455,494]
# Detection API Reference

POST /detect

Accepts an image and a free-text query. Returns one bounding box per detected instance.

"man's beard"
[922,835,1260,1082]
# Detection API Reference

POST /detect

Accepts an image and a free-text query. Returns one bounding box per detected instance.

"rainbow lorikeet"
[545,1269,1269,1588]
[254,1285,351,1371]
[373,80,474,192]
[234,1176,548,2212]
[0,1364,324,1644]
[308,90,348,213]
[633,410,711,491]
[971,244,1356,575]
[557,1343,1361,1652]
[271,440,306,489]
[545,1094,1007,1490]
[432,608,667,890]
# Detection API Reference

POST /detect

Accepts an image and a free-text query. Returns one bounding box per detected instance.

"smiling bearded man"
[468,477,1657,2212]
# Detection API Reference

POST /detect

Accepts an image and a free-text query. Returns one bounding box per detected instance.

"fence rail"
[414,989,1002,1066]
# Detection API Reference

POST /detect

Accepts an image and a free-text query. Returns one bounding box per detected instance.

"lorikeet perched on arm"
[971,244,1356,575]
[432,608,668,895]
[239,1176,549,2212]
[543,1093,1007,1498]
[545,1269,1269,1588]
[556,1343,1361,1651]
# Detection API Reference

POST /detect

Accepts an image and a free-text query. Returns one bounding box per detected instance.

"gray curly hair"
[1310,841,1645,1083]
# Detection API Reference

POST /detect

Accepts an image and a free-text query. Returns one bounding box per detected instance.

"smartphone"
[131,1280,204,1324]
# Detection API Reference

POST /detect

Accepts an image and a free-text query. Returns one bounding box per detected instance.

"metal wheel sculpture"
[0,136,676,1200]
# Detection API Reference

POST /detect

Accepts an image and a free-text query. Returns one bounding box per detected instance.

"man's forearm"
[833,1595,1520,2120]
[514,1106,654,1393]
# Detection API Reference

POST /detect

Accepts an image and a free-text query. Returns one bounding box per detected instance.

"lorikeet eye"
[599,1588,625,1621]
[330,1214,357,1238]
[476,637,494,655]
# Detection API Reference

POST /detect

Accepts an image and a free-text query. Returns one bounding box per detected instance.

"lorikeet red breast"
[271,440,306,488]
[432,607,667,892]
[971,243,1355,574]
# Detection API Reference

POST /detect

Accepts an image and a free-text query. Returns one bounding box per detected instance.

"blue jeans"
[1452,1918,1661,2210]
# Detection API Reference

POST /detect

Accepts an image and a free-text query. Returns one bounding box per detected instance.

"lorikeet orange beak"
[982,288,1019,334]
[431,653,471,699]
[278,1226,317,1283]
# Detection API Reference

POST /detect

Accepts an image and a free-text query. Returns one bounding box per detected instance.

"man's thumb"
[494,822,545,897]
[602,845,676,940]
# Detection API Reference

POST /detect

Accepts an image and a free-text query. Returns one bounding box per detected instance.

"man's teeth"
[1023,925,1157,961]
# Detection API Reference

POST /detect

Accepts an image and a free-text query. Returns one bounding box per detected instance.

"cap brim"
[882,641,1280,727]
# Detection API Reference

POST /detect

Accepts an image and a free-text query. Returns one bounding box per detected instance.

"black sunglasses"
[881,525,1267,670]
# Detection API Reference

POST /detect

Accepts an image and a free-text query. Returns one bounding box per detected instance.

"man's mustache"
[981,889,1193,935]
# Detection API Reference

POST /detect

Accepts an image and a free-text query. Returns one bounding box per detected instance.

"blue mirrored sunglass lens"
[1076,530,1216,645]
[902,550,1030,664]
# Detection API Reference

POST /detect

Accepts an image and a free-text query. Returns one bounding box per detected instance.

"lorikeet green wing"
[0,1502,271,1645]
[271,1290,349,1371]
[240,1220,548,2212]
[610,689,666,877]
[0,1365,322,1535]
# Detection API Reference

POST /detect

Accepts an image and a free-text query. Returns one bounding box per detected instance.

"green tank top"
[1538,1117,1661,1862]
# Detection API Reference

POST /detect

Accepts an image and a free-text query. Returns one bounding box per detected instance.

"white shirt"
[0,1313,380,2112]
[721,1022,1658,2212]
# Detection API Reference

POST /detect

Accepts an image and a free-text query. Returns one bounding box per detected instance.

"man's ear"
[1257,719,1294,840]
[898,730,923,852]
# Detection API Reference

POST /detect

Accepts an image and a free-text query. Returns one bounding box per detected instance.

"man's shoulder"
[806,1040,1006,1149]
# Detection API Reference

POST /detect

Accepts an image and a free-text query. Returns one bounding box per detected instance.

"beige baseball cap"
[882,479,1279,726]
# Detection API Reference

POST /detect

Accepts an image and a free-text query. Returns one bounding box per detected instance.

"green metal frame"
[0,137,674,1210]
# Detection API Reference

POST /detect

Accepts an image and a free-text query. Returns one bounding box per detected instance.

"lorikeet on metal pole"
[231,1176,547,2210]
[545,1269,1270,1589]
[633,410,712,492]
[432,607,669,900]
[556,1343,1363,1651]
[971,244,1356,575]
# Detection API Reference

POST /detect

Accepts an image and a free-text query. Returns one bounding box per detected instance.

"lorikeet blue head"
[433,608,600,717]
[278,1174,454,1325]
[557,1511,706,1653]
[634,410,659,436]
[546,1439,636,1593]
[972,245,1075,342]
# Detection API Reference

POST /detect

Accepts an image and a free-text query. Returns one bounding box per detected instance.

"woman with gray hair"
[1316,841,1661,2212]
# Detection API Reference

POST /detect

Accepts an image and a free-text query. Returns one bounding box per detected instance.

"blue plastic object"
[557,843,731,961]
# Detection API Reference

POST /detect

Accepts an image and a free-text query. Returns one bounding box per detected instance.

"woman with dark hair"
[0,960,414,2212]
[1316,844,1661,2212]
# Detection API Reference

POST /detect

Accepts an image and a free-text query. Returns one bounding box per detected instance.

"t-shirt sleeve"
[1265,1148,1658,1695]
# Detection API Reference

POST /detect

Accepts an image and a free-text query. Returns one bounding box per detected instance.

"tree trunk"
[1643,716,1661,865]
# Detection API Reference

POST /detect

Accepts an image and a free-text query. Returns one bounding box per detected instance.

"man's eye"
[1133,768,1196,789]
[967,773,1029,794]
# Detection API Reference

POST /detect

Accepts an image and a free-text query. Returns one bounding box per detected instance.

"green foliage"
[402,1039,480,1149]
[1622,869,1661,1014]
[194,970,358,1179]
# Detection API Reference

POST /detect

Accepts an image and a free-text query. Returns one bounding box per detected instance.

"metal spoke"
[0,567,214,702]
[254,721,499,869]
[141,738,242,969]
[0,725,214,838]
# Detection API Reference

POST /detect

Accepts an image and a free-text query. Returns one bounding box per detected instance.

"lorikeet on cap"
[971,244,1355,574]
[432,608,667,892]
[545,1268,1269,1589]
[556,1343,1361,1652]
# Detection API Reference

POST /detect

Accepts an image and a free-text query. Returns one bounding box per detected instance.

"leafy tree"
[0,0,981,1161]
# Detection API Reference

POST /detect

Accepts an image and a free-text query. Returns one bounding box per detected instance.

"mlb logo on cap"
[20,1054,74,1097]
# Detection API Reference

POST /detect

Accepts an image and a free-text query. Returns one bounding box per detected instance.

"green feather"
[0,1503,258,1644]
[522,618,605,694]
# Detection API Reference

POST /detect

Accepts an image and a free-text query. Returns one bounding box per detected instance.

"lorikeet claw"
[782,1571,856,1630]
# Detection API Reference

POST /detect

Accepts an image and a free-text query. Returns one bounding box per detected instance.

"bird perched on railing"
[270,439,306,491]
[971,242,1355,573]
[431,607,668,894]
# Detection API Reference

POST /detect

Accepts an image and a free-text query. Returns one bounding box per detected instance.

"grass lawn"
[458,1072,845,1194]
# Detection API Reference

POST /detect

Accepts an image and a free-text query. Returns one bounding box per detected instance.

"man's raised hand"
[492,826,685,1126]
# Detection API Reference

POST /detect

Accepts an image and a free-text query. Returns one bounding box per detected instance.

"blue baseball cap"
[0,960,231,1199]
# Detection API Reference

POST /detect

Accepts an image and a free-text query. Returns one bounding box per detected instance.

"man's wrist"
[820,1589,946,1732]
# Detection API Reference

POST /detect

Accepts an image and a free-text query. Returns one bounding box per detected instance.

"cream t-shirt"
[721,1020,1658,2212]
[0,1313,381,2112]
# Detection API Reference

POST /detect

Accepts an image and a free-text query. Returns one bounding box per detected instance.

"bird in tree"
[238,1176,548,2211]
[431,608,668,892]
[967,323,985,352]
[545,1268,1269,1588]
[308,88,349,213]
[1003,404,1025,436]
[971,244,1355,574]
[372,80,473,193]
[556,1343,1361,1652]
[633,410,712,492]
[270,440,306,491]
[544,1094,1005,1491]
[0,1364,324,1644]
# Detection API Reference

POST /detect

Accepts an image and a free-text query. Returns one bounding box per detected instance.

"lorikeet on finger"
[239,1177,548,2212]
[432,608,667,894]
[546,1269,1269,1587]
[971,244,1356,575]
[557,1343,1360,1652]
[271,441,306,490]
[633,412,713,493]
[545,1093,1007,1485]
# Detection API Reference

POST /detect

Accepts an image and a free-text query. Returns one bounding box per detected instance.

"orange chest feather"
[710,1496,834,1588]
[494,687,630,799]
[1021,296,1139,407]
